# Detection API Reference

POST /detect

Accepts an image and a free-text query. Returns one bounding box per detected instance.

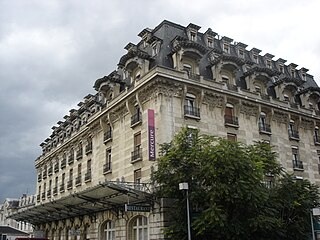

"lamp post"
[179,182,191,240]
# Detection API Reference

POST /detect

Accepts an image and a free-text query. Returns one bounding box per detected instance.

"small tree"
[152,128,319,240]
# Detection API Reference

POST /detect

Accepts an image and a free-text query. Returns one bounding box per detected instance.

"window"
[227,133,237,142]
[292,146,303,170]
[266,59,272,69]
[132,133,142,162]
[183,64,192,77]
[68,168,73,189]
[152,44,158,56]
[135,70,141,80]
[238,49,244,58]
[315,127,320,144]
[131,216,148,240]
[54,177,58,195]
[104,220,115,240]
[223,43,229,53]
[224,103,238,127]
[291,68,296,77]
[288,120,299,140]
[104,124,112,142]
[302,72,306,81]
[190,32,196,41]
[104,149,112,173]
[76,163,82,186]
[184,93,200,117]
[283,94,289,102]
[259,112,271,133]
[222,75,229,83]
[255,85,261,93]
[279,64,284,73]
[134,168,142,185]
[131,105,142,127]
[317,150,320,174]
[253,54,259,63]
[207,38,213,48]
[85,159,92,182]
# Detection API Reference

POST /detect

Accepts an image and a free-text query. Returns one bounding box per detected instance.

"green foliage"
[152,128,320,240]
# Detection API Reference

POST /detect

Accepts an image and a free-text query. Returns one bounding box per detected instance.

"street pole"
[311,209,316,240]
[179,182,191,240]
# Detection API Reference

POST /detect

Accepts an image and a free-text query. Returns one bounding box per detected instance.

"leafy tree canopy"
[152,128,319,240]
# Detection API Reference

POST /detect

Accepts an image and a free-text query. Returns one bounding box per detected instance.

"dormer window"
[152,44,158,56]
[266,60,272,69]
[279,64,284,73]
[255,85,261,93]
[207,38,213,48]
[284,94,289,102]
[291,69,296,77]
[190,32,196,41]
[135,70,141,80]
[253,54,259,64]
[238,49,244,58]
[309,102,314,109]
[183,64,192,77]
[302,72,306,81]
[223,43,230,54]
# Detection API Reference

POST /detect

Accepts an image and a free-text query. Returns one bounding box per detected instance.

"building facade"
[1,195,35,238]
[10,20,320,240]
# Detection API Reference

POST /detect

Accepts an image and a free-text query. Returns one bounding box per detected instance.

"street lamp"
[179,182,191,240]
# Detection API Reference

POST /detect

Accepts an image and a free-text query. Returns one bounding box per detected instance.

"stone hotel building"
[10,20,320,240]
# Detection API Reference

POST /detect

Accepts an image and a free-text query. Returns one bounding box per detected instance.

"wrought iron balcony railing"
[292,160,303,170]
[224,115,239,127]
[131,112,142,127]
[288,130,300,140]
[259,123,272,134]
[184,105,200,118]
[131,147,142,162]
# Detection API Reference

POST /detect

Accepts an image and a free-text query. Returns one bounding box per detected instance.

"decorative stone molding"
[301,117,314,130]
[138,79,183,103]
[203,92,224,110]
[109,103,128,123]
[240,102,259,116]
[273,110,289,123]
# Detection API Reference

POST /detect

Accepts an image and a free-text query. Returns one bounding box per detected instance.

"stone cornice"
[118,48,153,67]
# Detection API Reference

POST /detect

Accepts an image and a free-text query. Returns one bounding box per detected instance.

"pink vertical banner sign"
[148,109,156,161]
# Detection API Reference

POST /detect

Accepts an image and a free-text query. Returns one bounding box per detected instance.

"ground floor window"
[131,216,148,240]
[104,220,115,240]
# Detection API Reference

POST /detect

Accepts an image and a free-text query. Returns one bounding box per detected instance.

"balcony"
[75,175,82,186]
[85,143,92,155]
[259,124,272,135]
[184,105,200,118]
[61,159,67,169]
[131,147,142,163]
[314,135,320,145]
[288,130,300,141]
[85,171,92,182]
[104,130,112,143]
[224,115,239,128]
[292,160,303,170]
[131,112,142,127]
[60,184,65,192]
[103,163,112,174]
[67,180,73,189]
[76,149,83,160]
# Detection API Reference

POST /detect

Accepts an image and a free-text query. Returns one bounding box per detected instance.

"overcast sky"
[1,0,320,203]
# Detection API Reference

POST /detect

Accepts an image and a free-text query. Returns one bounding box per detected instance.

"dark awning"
[9,180,153,225]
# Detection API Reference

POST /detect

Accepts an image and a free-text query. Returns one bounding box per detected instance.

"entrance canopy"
[9,181,153,225]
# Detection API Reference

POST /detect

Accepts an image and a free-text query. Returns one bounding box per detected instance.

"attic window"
[207,38,213,48]
[238,49,244,58]
[284,94,289,102]
[190,32,196,41]
[253,54,259,63]
[255,85,261,93]
[135,70,141,80]
[223,43,230,53]
[266,60,272,69]
[302,72,306,81]
[291,69,296,77]
[279,64,284,73]
[152,44,158,56]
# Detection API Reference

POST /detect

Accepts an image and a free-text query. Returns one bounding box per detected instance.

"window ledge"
[131,120,142,128]
[104,138,112,144]
[184,114,200,120]
[289,137,300,141]
[293,167,304,172]
[103,170,112,175]
[131,158,142,164]
[259,130,272,135]
[225,123,239,129]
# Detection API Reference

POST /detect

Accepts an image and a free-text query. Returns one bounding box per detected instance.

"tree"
[152,128,319,240]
